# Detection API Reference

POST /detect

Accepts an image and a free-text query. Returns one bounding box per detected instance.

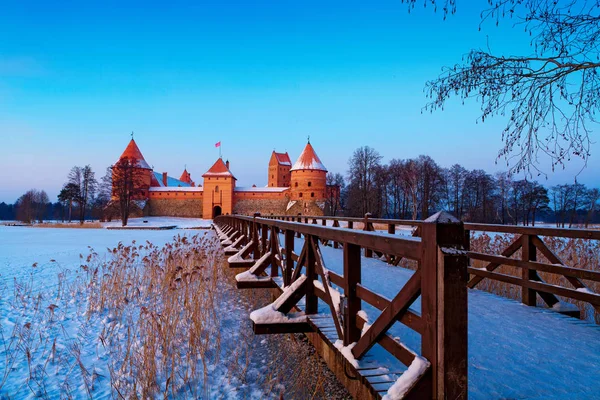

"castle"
[113,138,336,218]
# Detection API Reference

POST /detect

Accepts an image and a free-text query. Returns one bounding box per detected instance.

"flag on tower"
[215,141,221,148]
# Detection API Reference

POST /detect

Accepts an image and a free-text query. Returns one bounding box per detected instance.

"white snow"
[149,186,202,192]
[103,216,212,229]
[235,187,288,193]
[250,275,308,324]
[333,340,359,368]
[382,356,430,400]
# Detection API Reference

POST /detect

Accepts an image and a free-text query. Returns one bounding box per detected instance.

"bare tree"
[346,146,383,216]
[422,0,600,174]
[112,158,146,226]
[16,189,49,223]
[67,165,97,224]
[325,172,345,216]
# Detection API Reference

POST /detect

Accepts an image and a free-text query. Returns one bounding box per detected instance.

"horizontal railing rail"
[258,213,600,319]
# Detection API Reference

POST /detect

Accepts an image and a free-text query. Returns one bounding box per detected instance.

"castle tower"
[113,138,153,199]
[268,151,292,187]
[289,140,328,205]
[179,167,195,186]
[202,158,236,218]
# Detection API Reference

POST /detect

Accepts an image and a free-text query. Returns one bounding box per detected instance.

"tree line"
[334,146,600,227]
[1,158,148,226]
[1,165,113,224]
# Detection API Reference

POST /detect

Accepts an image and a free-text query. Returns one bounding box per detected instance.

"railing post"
[420,211,468,400]
[252,213,261,259]
[296,214,302,238]
[261,222,268,255]
[388,223,395,235]
[521,234,537,306]
[305,235,318,314]
[343,243,361,345]
[364,213,373,258]
[348,220,353,230]
[322,218,327,226]
[270,227,279,277]
[284,229,294,287]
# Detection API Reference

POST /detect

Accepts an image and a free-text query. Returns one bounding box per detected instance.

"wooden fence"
[214,211,469,399]
[262,214,600,319]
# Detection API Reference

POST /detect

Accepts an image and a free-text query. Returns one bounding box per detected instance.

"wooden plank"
[252,321,312,335]
[352,270,421,359]
[284,229,295,287]
[531,235,591,290]
[236,279,278,289]
[276,277,308,314]
[344,243,361,345]
[468,268,600,306]
[312,240,344,339]
[467,235,523,288]
[356,284,423,334]
[464,222,600,240]
[328,271,345,287]
[521,234,538,306]
[305,235,318,314]
[355,314,416,367]
[467,251,600,282]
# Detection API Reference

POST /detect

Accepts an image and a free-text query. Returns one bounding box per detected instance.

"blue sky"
[0,0,598,203]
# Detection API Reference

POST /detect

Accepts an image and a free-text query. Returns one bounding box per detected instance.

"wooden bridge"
[213,212,600,399]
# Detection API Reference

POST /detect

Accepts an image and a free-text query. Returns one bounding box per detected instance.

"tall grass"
[0,232,350,399]
[470,233,600,324]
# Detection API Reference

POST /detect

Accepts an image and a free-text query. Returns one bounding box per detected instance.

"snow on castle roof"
[202,158,236,179]
[274,152,292,166]
[152,172,192,188]
[117,139,152,169]
[290,142,327,172]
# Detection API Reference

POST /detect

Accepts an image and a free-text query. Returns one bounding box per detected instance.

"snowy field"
[103,217,212,229]
[0,225,345,399]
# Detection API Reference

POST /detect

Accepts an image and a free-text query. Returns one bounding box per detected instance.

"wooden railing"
[262,214,600,319]
[214,211,469,399]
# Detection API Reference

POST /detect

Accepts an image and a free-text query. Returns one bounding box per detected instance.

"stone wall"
[285,200,325,216]
[147,199,204,218]
[233,198,289,216]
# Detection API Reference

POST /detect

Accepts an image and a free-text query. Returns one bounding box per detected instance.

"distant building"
[112,138,338,218]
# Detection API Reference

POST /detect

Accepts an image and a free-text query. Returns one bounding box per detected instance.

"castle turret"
[179,168,195,186]
[113,138,153,199]
[268,151,292,187]
[202,158,236,218]
[289,141,327,205]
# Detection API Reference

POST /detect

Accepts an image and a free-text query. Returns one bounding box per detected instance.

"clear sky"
[0,0,598,203]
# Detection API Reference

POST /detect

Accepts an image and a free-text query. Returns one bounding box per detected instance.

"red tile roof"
[202,158,236,179]
[117,139,151,169]
[290,142,327,172]
[274,152,292,166]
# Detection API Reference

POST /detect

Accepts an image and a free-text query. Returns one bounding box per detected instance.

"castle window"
[272,175,274,179]
[299,193,303,198]
[311,192,314,197]
[215,186,219,193]
[295,182,298,188]
[308,182,312,187]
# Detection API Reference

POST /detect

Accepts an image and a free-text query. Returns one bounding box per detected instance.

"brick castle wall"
[233,198,289,216]
[147,198,204,218]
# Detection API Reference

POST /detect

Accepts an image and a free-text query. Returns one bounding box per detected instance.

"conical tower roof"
[290,141,327,172]
[117,139,151,169]
[179,168,193,184]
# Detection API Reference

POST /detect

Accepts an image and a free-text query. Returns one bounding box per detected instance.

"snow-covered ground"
[279,233,600,399]
[103,216,212,229]
[0,225,346,399]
